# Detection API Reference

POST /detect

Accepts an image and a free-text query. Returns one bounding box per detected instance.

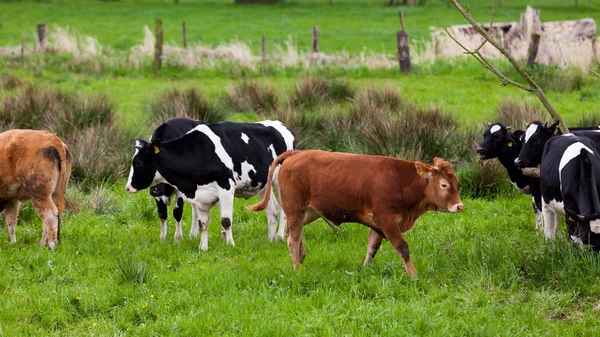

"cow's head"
[514,121,558,168]
[476,122,515,159]
[415,157,463,213]
[125,139,162,194]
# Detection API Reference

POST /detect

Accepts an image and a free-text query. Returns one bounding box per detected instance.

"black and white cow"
[514,121,600,169]
[125,120,295,251]
[539,134,600,251]
[146,117,203,242]
[476,122,543,228]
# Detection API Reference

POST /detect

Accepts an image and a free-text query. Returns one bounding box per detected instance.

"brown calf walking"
[250,150,463,276]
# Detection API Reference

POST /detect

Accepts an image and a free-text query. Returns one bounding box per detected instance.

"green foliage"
[458,156,515,199]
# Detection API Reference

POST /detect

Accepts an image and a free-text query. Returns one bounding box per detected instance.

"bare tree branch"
[448,0,569,136]
[589,69,600,78]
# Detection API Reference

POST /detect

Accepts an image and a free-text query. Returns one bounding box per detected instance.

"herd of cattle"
[1,116,600,276]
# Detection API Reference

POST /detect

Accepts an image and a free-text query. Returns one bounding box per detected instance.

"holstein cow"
[476,123,543,229]
[539,134,600,251]
[514,121,600,241]
[0,129,71,248]
[125,120,295,250]
[146,117,204,242]
[249,150,463,276]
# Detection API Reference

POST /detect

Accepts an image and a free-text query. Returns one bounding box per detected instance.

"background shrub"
[147,86,228,125]
[0,84,133,187]
[224,81,279,114]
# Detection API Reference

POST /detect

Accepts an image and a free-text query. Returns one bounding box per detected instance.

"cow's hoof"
[199,245,208,252]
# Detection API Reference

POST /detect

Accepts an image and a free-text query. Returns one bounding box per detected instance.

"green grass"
[0,184,599,335]
[1,0,599,54]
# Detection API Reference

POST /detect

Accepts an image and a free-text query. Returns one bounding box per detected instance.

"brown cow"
[249,150,463,276]
[0,130,72,249]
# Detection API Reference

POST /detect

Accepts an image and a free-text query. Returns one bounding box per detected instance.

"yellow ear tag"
[568,217,575,222]
[418,170,424,177]
[508,141,513,147]
[153,145,160,154]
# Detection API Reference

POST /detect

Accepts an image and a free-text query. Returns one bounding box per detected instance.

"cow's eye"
[440,183,449,189]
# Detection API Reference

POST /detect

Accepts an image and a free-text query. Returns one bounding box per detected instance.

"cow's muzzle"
[125,185,138,194]
[449,203,464,213]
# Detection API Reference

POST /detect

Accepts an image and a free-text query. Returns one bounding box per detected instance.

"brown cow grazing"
[0,130,72,249]
[249,150,463,276]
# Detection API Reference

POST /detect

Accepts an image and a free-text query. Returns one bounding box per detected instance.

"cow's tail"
[248,150,300,212]
[55,142,72,213]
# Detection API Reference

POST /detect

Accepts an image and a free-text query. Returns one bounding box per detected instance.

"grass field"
[1,187,600,336]
[2,0,600,335]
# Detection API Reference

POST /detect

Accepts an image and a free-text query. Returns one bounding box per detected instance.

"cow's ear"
[548,120,560,133]
[415,162,433,179]
[135,139,147,150]
[433,157,445,166]
[151,139,161,155]
[505,126,512,131]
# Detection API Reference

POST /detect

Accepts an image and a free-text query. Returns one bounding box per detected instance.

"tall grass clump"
[458,155,514,199]
[573,112,600,128]
[224,81,279,114]
[148,86,228,125]
[0,73,21,90]
[0,84,132,186]
[527,65,586,93]
[289,77,356,110]
[495,99,545,129]
[114,256,151,285]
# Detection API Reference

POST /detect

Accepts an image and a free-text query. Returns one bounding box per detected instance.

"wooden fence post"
[154,19,163,71]
[526,33,541,67]
[21,36,25,62]
[408,0,414,7]
[498,0,502,8]
[312,26,318,53]
[397,12,411,73]
[37,24,47,51]
[182,21,187,48]
[261,35,266,75]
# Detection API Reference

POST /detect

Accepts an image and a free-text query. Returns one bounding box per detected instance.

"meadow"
[1,0,600,335]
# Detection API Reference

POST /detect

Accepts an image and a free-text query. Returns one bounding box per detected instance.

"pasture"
[1,0,600,335]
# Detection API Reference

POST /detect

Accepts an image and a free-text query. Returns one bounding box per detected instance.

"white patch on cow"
[234,161,260,198]
[241,133,250,144]
[155,195,171,205]
[490,124,501,134]
[590,219,600,234]
[571,235,584,247]
[125,148,140,193]
[153,170,165,185]
[159,218,167,241]
[563,133,575,137]
[510,181,530,194]
[258,120,295,150]
[217,185,236,246]
[558,142,593,186]
[268,144,277,160]
[188,125,234,170]
[524,123,538,143]
[542,199,561,239]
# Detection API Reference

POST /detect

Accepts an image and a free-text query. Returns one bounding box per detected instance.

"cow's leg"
[286,212,305,267]
[33,198,59,249]
[566,217,583,247]
[363,228,383,266]
[172,196,184,243]
[377,216,417,276]
[272,167,287,241]
[197,204,211,251]
[154,197,169,241]
[5,200,20,244]
[190,204,199,238]
[533,197,543,231]
[258,188,279,241]
[217,191,235,246]
[542,201,558,240]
